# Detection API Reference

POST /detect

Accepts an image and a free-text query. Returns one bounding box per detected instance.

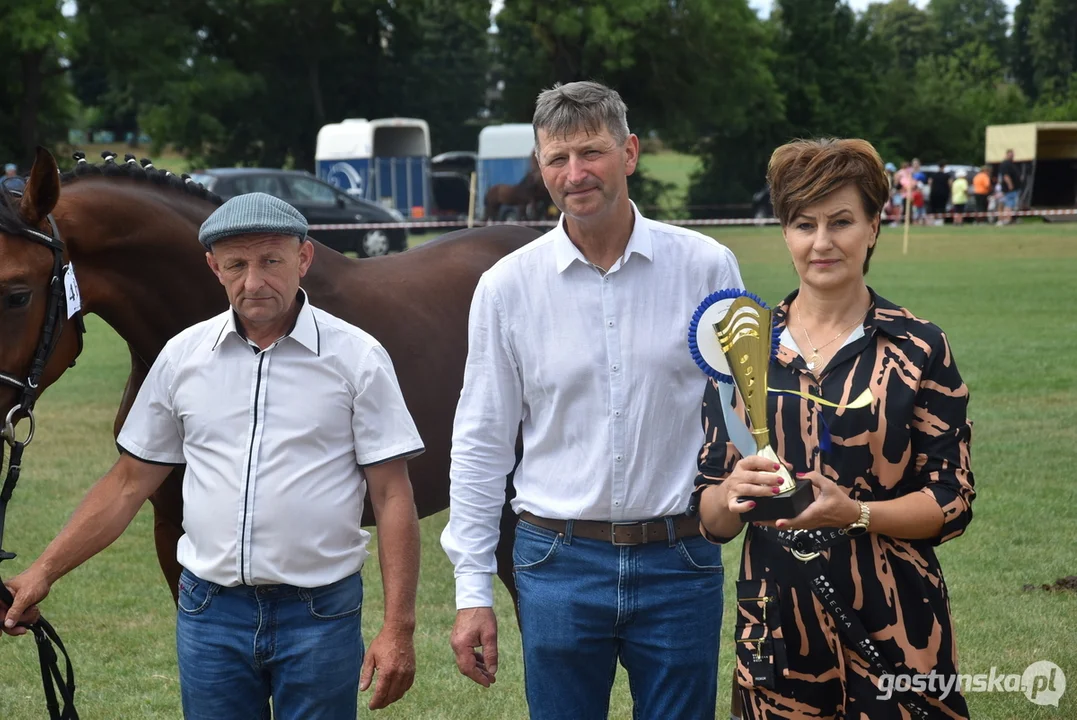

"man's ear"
[205,250,223,282]
[18,147,61,226]
[298,237,314,277]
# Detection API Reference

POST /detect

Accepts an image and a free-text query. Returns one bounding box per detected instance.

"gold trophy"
[688,290,813,521]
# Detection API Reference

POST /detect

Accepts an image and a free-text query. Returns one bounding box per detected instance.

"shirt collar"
[552,200,654,274]
[773,286,909,344]
[212,288,321,355]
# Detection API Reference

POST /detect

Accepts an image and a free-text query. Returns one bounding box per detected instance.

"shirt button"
[603,276,610,283]
[614,410,622,417]
[614,500,621,506]
[615,454,623,462]
[607,320,615,327]
[611,364,619,371]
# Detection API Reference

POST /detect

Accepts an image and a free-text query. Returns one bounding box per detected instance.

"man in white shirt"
[2,193,424,719]
[442,81,744,718]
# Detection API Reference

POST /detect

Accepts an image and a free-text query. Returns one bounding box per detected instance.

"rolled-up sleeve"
[440,276,524,609]
[689,379,745,543]
[912,332,975,544]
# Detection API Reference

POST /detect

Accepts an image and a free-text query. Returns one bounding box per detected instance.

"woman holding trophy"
[691,138,975,719]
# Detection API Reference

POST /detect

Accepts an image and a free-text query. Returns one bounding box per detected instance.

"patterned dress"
[692,289,975,719]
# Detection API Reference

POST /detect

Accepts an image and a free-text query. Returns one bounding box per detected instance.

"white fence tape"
[309,207,1077,232]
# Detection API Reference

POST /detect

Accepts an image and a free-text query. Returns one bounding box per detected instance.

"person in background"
[1,163,25,193]
[951,169,969,225]
[998,149,1021,225]
[928,162,951,220]
[911,182,926,225]
[971,165,992,223]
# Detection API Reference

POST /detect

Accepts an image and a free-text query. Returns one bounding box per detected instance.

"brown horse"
[483,156,552,222]
[0,147,539,604]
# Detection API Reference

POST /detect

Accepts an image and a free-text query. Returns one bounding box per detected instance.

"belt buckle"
[789,530,821,562]
[611,521,643,546]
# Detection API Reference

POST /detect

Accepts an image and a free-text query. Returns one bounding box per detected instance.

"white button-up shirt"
[117,291,424,588]
[441,204,744,608]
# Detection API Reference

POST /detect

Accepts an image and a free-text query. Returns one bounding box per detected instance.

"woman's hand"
[766,470,860,531]
[698,456,787,541]
[722,456,788,515]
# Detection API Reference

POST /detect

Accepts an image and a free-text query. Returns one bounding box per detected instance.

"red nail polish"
[772,486,781,494]
[796,472,807,478]
[773,463,781,471]
[747,502,756,508]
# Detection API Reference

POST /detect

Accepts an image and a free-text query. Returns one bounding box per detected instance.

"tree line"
[1,0,1075,213]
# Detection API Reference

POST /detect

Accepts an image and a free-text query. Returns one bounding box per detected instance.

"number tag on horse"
[64,263,82,318]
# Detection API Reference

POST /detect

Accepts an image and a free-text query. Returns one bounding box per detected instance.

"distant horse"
[484,155,552,222]
[0,147,540,604]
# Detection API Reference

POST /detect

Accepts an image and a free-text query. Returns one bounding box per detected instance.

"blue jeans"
[513,518,724,720]
[175,568,364,720]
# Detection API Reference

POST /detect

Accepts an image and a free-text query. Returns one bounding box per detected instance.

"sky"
[748,0,1020,17]
[492,0,1021,21]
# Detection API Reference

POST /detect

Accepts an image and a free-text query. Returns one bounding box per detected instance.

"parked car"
[188,168,408,256]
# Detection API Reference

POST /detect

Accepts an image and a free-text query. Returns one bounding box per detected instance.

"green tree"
[1028,0,1077,98]
[494,0,782,212]
[1012,0,1038,98]
[76,0,492,168]
[360,0,492,152]
[860,0,939,74]
[927,0,1011,65]
[882,42,1027,163]
[0,0,77,167]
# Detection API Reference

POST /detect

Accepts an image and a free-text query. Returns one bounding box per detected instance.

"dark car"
[188,168,408,256]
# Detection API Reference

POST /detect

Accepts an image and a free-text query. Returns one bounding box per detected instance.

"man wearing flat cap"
[2,193,424,718]
[2,162,25,192]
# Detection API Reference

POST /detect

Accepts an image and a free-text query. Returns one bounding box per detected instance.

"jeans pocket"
[512,521,563,571]
[675,536,724,573]
[177,570,219,616]
[302,573,363,621]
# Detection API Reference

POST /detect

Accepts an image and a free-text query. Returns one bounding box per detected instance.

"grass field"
[1,223,1075,719]
[638,150,701,213]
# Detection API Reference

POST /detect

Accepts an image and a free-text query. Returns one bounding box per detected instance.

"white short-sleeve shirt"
[117,291,424,588]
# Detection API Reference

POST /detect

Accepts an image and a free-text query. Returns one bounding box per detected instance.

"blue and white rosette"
[687,288,780,384]
[687,288,781,458]
[687,289,872,455]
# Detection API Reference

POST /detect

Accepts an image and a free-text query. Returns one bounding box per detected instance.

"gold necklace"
[795,301,868,372]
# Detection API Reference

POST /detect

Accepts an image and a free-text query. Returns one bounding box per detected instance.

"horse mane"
[0,150,223,239]
[60,150,225,207]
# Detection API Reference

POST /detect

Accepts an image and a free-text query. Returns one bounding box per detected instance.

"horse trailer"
[985,122,1077,217]
[316,118,433,219]
[477,123,536,220]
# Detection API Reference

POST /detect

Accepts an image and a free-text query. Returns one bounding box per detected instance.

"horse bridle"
[0,196,86,720]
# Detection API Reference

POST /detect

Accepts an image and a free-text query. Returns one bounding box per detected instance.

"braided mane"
[61,150,224,207]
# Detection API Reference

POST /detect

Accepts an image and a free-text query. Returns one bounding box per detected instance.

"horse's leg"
[494,441,523,620]
[113,347,185,605]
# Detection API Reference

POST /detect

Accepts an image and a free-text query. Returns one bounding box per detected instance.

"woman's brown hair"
[767,138,890,274]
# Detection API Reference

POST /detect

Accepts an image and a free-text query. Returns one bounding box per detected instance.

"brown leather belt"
[519,511,701,546]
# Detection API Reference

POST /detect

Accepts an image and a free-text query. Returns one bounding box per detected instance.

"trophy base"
[738,479,815,522]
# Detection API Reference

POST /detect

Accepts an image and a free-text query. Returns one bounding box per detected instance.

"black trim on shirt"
[116,442,186,467]
[359,446,425,468]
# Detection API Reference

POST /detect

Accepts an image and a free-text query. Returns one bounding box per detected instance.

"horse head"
[0,147,84,439]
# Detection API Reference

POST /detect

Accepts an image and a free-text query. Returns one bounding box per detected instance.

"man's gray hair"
[532,81,631,149]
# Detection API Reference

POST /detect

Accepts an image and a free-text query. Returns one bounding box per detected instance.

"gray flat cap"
[198,192,308,249]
